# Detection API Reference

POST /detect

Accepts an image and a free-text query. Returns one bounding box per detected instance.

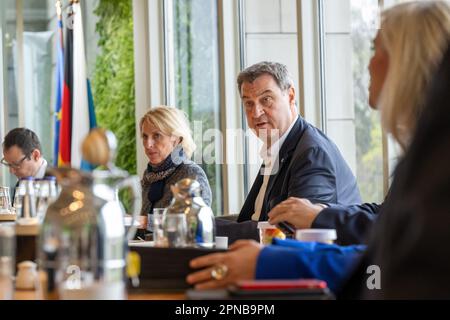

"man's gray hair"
[237,61,294,94]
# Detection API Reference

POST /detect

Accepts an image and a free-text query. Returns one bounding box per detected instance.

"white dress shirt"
[34,158,48,179]
[251,117,298,221]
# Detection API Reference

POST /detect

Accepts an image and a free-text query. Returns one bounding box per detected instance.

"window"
[320,0,384,203]
[138,0,407,214]
[239,0,388,203]
[351,0,384,202]
[241,0,299,193]
[165,0,223,215]
[2,0,407,213]
[0,0,134,188]
[1,0,54,189]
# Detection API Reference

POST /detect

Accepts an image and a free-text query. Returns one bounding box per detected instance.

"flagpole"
[71,0,94,169]
[55,0,62,18]
[53,0,64,166]
[58,0,74,166]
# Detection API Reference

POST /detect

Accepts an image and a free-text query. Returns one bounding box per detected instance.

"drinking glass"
[0,187,12,214]
[149,208,167,247]
[163,213,187,248]
[13,186,24,214]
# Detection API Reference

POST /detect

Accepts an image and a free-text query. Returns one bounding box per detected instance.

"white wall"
[244,0,299,90]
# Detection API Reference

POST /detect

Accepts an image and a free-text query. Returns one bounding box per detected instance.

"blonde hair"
[379,1,450,150]
[139,106,196,158]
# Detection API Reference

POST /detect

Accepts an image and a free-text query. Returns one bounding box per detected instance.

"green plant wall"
[92,0,136,175]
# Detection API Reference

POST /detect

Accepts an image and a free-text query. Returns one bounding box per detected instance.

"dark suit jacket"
[238,116,361,222]
[217,117,361,244]
[312,203,381,246]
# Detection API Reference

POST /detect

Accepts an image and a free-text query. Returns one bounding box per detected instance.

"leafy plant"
[92,0,136,176]
[92,0,136,212]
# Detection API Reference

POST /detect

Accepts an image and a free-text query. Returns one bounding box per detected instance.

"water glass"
[257,221,286,245]
[13,186,24,214]
[163,213,187,248]
[148,208,167,247]
[0,187,12,214]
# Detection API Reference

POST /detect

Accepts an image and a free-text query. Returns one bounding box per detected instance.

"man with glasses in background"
[1,128,47,180]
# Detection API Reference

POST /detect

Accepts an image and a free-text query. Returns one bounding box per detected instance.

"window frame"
[134,0,394,213]
[135,0,246,215]
[315,0,390,199]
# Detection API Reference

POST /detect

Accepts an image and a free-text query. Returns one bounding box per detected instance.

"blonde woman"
[139,106,211,216]
[377,0,450,149]
[187,1,450,296]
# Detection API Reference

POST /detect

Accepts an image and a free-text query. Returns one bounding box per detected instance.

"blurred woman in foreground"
[343,43,450,298]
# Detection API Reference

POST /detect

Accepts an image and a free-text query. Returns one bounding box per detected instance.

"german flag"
[57,0,96,169]
[58,3,73,167]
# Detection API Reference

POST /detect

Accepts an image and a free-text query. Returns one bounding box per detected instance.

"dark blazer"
[312,203,381,246]
[216,117,361,245]
[237,116,361,223]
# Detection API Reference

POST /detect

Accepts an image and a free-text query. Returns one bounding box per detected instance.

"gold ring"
[211,264,228,281]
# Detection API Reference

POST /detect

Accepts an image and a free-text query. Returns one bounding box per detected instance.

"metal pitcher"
[38,128,141,300]
[38,166,141,299]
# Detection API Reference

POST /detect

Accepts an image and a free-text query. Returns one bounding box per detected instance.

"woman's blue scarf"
[142,145,187,213]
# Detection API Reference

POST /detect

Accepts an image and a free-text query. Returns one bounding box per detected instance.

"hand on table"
[268,197,325,229]
[186,240,263,290]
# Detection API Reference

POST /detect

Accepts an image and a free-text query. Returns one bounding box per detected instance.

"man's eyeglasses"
[0,155,29,169]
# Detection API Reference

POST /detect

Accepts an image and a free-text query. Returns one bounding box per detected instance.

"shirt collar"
[34,158,47,179]
[259,116,298,165]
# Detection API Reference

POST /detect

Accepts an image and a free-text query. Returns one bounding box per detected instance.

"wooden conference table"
[13,290,186,300]
[6,222,190,300]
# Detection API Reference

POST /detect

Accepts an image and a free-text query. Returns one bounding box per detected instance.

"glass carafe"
[166,178,215,248]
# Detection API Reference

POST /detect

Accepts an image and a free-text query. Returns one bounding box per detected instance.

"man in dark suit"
[217,62,361,243]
